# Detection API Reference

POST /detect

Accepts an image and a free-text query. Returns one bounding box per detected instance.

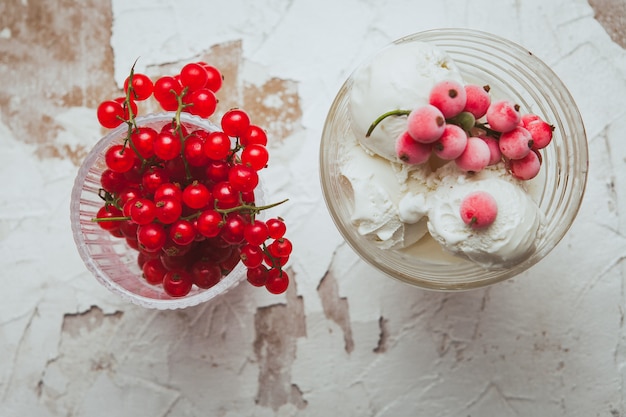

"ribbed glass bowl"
[320,28,588,290]
[70,112,250,309]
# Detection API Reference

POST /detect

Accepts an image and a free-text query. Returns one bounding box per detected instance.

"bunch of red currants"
[93,62,291,297]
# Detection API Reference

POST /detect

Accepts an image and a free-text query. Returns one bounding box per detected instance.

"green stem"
[172,87,194,181]
[366,109,411,137]
[474,122,502,139]
[216,198,289,216]
[91,216,131,223]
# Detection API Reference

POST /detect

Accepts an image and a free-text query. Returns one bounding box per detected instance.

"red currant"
[154,75,183,105]
[190,260,222,289]
[183,133,209,167]
[205,160,230,183]
[137,223,167,253]
[182,182,211,210]
[241,144,269,170]
[97,100,124,129]
[196,209,223,238]
[228,164,258,193]
[155,197,183,224]
[246,265,268,287]
[129,198,157,225]
[130,127,157,159]
[153,131,182,161]
[221,109,250,137]
[203,131,231,161]
[240,244,264,268]
[100,169,128,193]
[169,219,197,246]
[142,167,170,195]
[162,269,193,297]
[95,205,123,231]
[240,124,268,146]
[220,246,242,273]
[105,144,136,173]
[243,220,269,246]
[266,218,286,239]
[201,64,223,92]
[180,63,209,92]
[154,183,182,202]
[212,181,239,209]
[142,258,168,285]
[184,88,217,118]
[124,73,154,101]
[265,268,289,294]
[119,219,139,239]
[220,213,247,244]
[269,238,293,258]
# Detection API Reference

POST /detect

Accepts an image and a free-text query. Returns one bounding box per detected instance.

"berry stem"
[366,109,411,137]
[172,87,194,181]
[119,59,146,164]
[216,198,289,215]
[474,122,502,139]
[91,215,131,223]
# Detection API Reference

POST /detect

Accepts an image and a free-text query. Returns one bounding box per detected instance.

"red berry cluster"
[93,62,292,297]
[368,79,555,180]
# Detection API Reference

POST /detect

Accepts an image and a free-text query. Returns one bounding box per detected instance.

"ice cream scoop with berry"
[343,41,551,269]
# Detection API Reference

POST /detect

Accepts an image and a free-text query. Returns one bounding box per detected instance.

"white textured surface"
[1,0,625,416]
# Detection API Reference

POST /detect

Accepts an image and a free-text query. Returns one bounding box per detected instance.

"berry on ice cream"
[343,40,555,269]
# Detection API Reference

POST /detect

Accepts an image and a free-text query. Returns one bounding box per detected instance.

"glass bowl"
[70,112,251,309]
[319,28,588,291]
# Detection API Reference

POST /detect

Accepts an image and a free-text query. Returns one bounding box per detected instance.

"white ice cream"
[341,40,547,270]
[350,41,463,161]
[340,132,430,249]
[426,165,545,269]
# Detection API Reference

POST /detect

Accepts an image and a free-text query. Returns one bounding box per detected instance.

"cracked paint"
[253,270,307,411]
[317,270,354,354]
[0,0,115,164]
[589,0,626,48]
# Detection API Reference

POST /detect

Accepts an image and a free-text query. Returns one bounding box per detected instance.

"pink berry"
[455,136,490,172]
[510,149,542,180]
[395,131,431,164]
[520,113,540,127]
[429,80,467,118]
[499,126,533,160]
[463,84,491,119]
[406,104,446,144]
[459,191,498,229]
[486,100,521,133]
[524,118,553,149]
[480,136,502,166]
[433,124,467,160]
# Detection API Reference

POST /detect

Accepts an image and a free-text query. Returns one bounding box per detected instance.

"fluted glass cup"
[320,29,588,290]
[71,112,251,309]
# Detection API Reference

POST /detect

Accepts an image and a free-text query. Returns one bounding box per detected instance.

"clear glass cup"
[319,28,588,290]
[70,112,251,309]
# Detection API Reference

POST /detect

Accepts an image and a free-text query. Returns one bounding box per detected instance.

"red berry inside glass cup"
[90,63,292,298]
[163,270,194,297]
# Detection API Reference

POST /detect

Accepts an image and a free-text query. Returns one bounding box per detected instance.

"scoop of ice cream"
[340,135,429,249]
[426,168,545,269]
[349,41,463,161]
